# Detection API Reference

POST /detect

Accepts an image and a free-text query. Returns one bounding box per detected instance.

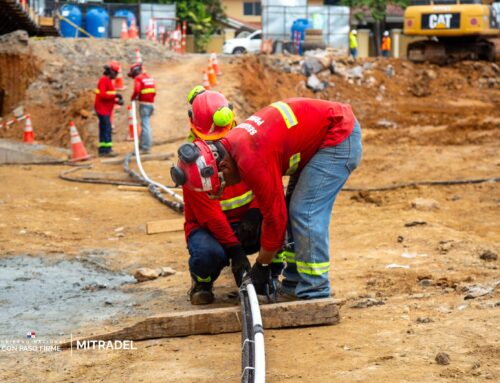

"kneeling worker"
[177,86,261,305]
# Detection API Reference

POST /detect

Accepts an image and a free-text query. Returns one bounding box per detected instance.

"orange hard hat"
[189,91,234,141]
[109,61,120,73]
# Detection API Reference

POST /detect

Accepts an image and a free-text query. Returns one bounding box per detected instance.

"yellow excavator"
[404,0,500,63]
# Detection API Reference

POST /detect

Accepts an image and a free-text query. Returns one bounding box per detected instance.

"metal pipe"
[131,101,184,203]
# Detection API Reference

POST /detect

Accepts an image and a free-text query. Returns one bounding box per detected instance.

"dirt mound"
[0,31,177,149]
[229,54,500,146]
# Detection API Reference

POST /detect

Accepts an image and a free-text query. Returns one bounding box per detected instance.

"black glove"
[115,94,124,106]
[250,261,274,296]
[226,245,251,287]
[236,208,262,254]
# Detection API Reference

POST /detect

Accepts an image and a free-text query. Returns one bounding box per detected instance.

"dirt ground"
[0,38,499,382]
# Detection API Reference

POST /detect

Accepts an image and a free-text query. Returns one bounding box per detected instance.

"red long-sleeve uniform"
[131,73,156,103]
[183,181,257,248]
[220,98,356,252]
[94,76,117,116]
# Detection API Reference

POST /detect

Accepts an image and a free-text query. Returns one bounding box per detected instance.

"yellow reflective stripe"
[273,252,285,263]
[140,88,156,94]
[106,90,117,95]
[95,89,100,94]
[219,191,254,211]
[296,261,330,276]
[286,153,301,175]
[283,250,295,263]
[194,274,211,283]
[270,101,298,129]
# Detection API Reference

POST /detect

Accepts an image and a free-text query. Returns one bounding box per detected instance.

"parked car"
[223,30,262,54]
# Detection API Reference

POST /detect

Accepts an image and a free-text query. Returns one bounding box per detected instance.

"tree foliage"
[342,0,409,22]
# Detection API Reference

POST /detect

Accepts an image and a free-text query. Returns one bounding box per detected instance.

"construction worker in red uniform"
[177,86,267,305]
[172,98,362,300]
[94,61,123,157]
[128,63,156,154]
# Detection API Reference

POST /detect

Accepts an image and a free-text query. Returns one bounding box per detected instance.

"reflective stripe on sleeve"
[285,153,301,175]
[219,190,254,211]
[296,261,329,276]
[99,142,113,148]
[270,101,298,129]
[140,88,156,94]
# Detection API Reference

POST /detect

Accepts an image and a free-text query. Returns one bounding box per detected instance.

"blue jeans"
[283,122,362,299]
[350,48,358,59]
[139,103,154,151]
[382,50,389,57]
[97,113,112,154]
[188,228,230,283]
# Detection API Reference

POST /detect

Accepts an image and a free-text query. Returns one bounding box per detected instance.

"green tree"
[342,0,409,55]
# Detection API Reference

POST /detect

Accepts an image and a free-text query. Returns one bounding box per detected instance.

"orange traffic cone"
[23,115,35,144]
[114,63,125,90]
[135,48,142,64]
[207,64,217,86]
[126,105,141,141]
[69,121,90,162]
[202,70,211,90]
[211,53,220,75]
[120,20,129,40]
[128,18,138,39]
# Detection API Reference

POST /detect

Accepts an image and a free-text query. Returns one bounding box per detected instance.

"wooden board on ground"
[100,152,173,165]
[60,298,341,348]
[146,218,185,234]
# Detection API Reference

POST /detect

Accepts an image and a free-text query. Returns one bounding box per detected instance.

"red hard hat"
[109,60,120,73]
[190,91,234,141]
[128,63,142,78]
[170,139,224,197]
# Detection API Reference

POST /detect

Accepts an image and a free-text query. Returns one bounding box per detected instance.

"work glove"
[115,94,124,106]
[250,261,275,296]
[236,208,262,254]
[226,245,251,287]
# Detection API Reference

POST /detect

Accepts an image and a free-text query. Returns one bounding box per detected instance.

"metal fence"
[262,5,350,49]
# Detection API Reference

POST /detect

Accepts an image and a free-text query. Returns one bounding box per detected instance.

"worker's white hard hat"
[383,31,389,36]
[352,29,357,35]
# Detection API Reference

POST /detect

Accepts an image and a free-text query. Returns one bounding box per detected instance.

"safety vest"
[349,32,358,49]
[381,36,391,51]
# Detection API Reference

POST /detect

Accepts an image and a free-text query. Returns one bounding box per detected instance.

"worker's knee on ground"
[189,255,226,282]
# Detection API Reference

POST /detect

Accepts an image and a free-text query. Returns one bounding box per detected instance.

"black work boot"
[189,280,214,305]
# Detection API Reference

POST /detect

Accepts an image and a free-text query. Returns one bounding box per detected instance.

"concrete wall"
[185,35,225,53]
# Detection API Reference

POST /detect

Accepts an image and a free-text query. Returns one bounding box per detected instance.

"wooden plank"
[60,298,341,348]
[146,218,185,234]
[100,152,173,165]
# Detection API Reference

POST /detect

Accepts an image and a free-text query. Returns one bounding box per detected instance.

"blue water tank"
[85,7,109,38]
[114,9,136,28]
[291,18,311,41]
[60,4,82,38]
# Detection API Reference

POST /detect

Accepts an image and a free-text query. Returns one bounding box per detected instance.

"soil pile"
[229,54,500,146]
[0,31,176,149]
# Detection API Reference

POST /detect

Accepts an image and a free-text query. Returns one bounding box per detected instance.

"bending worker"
[172,98,362,300]
[177,86,263,305]
[128,63,156,154]
[94,61,123,157]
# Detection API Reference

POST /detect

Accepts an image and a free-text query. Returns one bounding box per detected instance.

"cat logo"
[429,13,453,29]
[422,13,460,30]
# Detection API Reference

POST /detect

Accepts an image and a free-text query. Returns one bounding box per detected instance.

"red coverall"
[94,76,117,154]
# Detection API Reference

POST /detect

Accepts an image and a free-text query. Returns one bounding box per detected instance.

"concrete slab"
[0,139,70,164]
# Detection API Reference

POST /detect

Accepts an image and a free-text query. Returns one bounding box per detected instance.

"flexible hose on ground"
[128,101,184,213]
[343,177,500,193]
[240,278,265,383]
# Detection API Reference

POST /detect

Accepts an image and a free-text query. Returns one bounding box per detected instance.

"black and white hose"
[240,279,265,383]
